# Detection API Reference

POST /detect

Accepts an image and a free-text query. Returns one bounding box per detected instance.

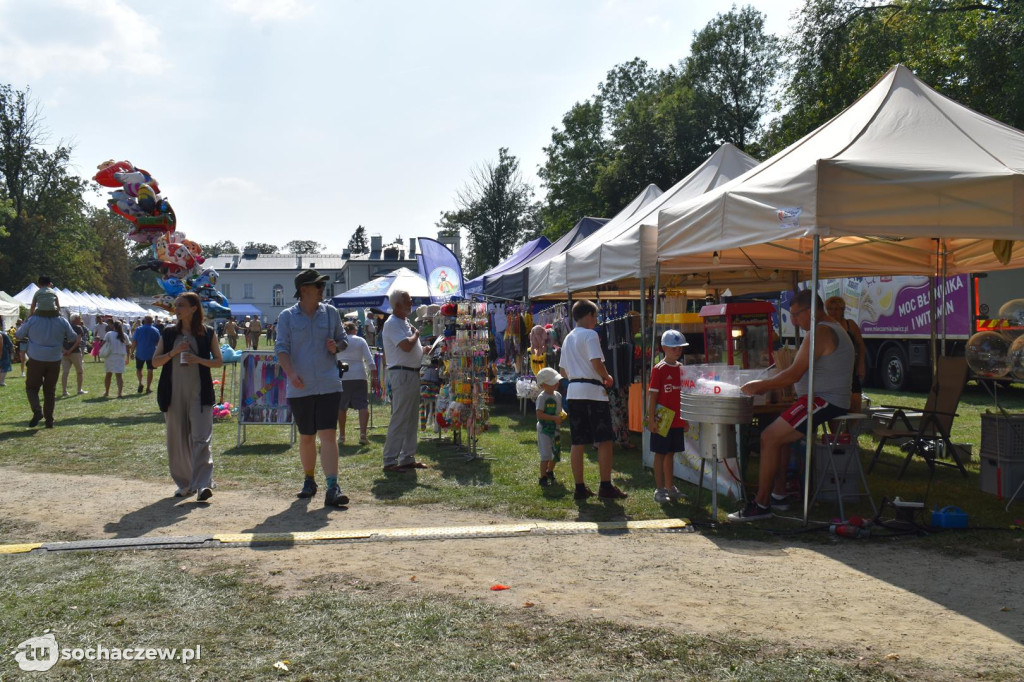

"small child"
[647,329,690,503]
[29,276,60,318]
[535,367,564,487]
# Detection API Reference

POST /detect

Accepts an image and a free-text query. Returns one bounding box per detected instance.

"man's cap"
[535,367,563,386]
[661,329,689,348]
[294,269,330,296]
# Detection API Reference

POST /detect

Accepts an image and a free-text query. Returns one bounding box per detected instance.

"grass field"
[1,360,1022,679]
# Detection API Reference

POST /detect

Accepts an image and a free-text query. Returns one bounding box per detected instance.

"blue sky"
[0,0,802,253]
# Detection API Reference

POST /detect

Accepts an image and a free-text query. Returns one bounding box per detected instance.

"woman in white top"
[102,321,129,397]
[336,321,377,446]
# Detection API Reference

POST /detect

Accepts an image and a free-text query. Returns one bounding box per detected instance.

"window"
[272,285,284,307]
[244,283,253,300]
[221,283,230,299]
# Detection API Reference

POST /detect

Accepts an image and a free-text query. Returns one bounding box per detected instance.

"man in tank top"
[729,289,854,522]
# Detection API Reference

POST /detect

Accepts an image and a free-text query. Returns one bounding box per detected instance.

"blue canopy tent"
[463,236,550,296]
[483,217,609,300]
[230,303,263,318]
[331,267,431,313]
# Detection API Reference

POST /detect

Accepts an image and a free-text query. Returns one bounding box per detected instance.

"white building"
[214,234,460,322]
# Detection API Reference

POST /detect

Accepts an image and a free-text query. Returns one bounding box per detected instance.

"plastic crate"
[980,455,1024,499]
[814,443,861,502]
[980,413,1024,459]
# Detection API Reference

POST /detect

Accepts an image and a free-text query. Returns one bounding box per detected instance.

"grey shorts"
[339,379,369,411]
[537,426,556,462]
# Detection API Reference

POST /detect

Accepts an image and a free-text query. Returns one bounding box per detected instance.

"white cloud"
[0,0,168,80]
[224,0,312,23]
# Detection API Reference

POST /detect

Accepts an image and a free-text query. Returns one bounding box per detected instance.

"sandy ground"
[2,467,1022,676]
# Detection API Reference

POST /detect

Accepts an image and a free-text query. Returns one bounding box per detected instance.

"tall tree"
[0,84,93,292]
[440,148,536,277]
[242,241,279,254]
[283,239,325,254]
[685,5,782,150]
[765,0,1024,153]
[347,225,369,254]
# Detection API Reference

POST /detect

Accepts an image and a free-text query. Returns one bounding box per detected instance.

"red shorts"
[779,396,847,435]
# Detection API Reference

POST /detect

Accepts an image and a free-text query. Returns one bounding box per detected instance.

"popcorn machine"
[699,301,775,369]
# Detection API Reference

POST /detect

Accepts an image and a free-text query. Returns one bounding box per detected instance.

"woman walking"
[152,292,223,500]
[102,321,129,398]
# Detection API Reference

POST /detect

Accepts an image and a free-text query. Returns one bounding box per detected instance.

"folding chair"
[869,356,970,479]
[810,413,877,522]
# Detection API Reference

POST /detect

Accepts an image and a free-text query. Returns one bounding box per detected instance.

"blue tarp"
[463,236,550,295]
[483,217,608,300]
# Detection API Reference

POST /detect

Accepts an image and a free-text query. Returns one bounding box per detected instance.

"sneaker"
[770,493,791,511]
[727,499,773,522]
[78,389,88,395]
[337,436,345,446]
[359,434,369,445]
[174,487,195,498]
[573,486,596,501]
[297,478,318,499]
[539,476,550,487]
[546,471,555,482]
[325,484,349,507]
[137,384,144,393]
[197,487,213,502]
[599,485,629,500]
[61,391,69,398]
[653,489,670,503]
[666,486,685,501]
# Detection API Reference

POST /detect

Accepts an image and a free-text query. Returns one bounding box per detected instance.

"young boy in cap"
[647,329,689,503]
[535,367,564,487]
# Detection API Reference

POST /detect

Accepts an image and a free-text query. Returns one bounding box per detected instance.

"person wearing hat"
[275,269,351,507]
[535,367,565,487]
[647,329,690,504]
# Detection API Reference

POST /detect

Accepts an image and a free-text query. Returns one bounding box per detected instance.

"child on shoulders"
[30,276,60,318]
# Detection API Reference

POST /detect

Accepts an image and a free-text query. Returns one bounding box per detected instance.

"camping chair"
[869,356,970,479]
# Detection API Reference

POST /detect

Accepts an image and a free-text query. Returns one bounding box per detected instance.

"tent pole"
[931,239,939,375]
[803,235,820,525]
[941,240,948,357]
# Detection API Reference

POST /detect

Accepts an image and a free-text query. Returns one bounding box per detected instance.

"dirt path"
[2,467,1022,676]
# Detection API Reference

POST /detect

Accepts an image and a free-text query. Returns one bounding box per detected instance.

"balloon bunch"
[213,402,234,419]
[96,160,232,319]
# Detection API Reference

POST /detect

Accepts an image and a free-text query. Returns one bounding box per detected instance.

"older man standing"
[16,313,78,428]
[276,269,350,507]
[381,289,427,472]
[60,314,88,397]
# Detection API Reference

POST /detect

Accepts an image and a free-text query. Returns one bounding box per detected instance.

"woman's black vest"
[156,325,216,412]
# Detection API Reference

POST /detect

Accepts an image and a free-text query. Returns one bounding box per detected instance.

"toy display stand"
[441,300,492,461]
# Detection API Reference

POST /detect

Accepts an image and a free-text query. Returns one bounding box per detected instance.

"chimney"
[296,255,302,269]
[342,248,351,259]
[370,235,383,252]
[408,238,417,258]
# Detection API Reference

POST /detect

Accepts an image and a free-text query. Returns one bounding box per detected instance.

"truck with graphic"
[778,270,1024,390]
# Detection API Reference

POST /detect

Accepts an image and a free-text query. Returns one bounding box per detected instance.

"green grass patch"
[0,550,918,681]
[1,363,1022,556]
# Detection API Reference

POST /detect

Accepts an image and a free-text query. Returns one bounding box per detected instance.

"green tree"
[242,241,278,254]
[347,225,369,254]
[284,239,325,254]
[201,240,239,257]
[440,148,536,278]
[89,208,134,297]
[765,0,1024,153]
[0,84,93,292]
[685,5,782,150]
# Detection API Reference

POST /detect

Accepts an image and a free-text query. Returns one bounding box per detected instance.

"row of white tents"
[518,65,1024,300]
[7,283,158,320]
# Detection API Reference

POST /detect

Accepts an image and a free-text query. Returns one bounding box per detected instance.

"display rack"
[442,300,491,460]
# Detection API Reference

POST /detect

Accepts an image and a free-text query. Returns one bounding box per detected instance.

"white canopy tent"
[657,65,1024,279]
[528,143,759,299]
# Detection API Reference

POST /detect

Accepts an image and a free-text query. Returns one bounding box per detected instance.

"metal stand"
[808,414,876,522]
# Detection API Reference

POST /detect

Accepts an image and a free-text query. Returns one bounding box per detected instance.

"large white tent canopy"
[12,283,149,318]
[528,143,759,298]
[656,65,1024,281]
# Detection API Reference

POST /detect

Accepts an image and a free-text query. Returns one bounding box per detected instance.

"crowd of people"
[2,272,858,522]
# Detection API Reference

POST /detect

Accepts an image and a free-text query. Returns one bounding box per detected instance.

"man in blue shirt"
[132,315,161,394]
[276,269,350,507]
[15,314,78,428]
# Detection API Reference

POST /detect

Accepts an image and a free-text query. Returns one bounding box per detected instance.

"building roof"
[218,253,347,271]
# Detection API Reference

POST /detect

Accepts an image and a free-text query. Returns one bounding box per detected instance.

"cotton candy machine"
[680,392,754,518]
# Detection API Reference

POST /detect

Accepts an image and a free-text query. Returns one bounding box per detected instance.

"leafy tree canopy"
[347,225,369,254]
[284,239,325,254]
[243,242,279,254]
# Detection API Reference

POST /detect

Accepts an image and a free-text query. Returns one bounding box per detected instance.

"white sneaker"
[653,489,670,503]
[78,389,88,395]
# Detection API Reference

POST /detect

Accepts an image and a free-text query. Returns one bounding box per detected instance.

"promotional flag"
[417,237,464,303]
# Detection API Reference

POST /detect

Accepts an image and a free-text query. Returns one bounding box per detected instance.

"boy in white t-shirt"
[535,367,564,487]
